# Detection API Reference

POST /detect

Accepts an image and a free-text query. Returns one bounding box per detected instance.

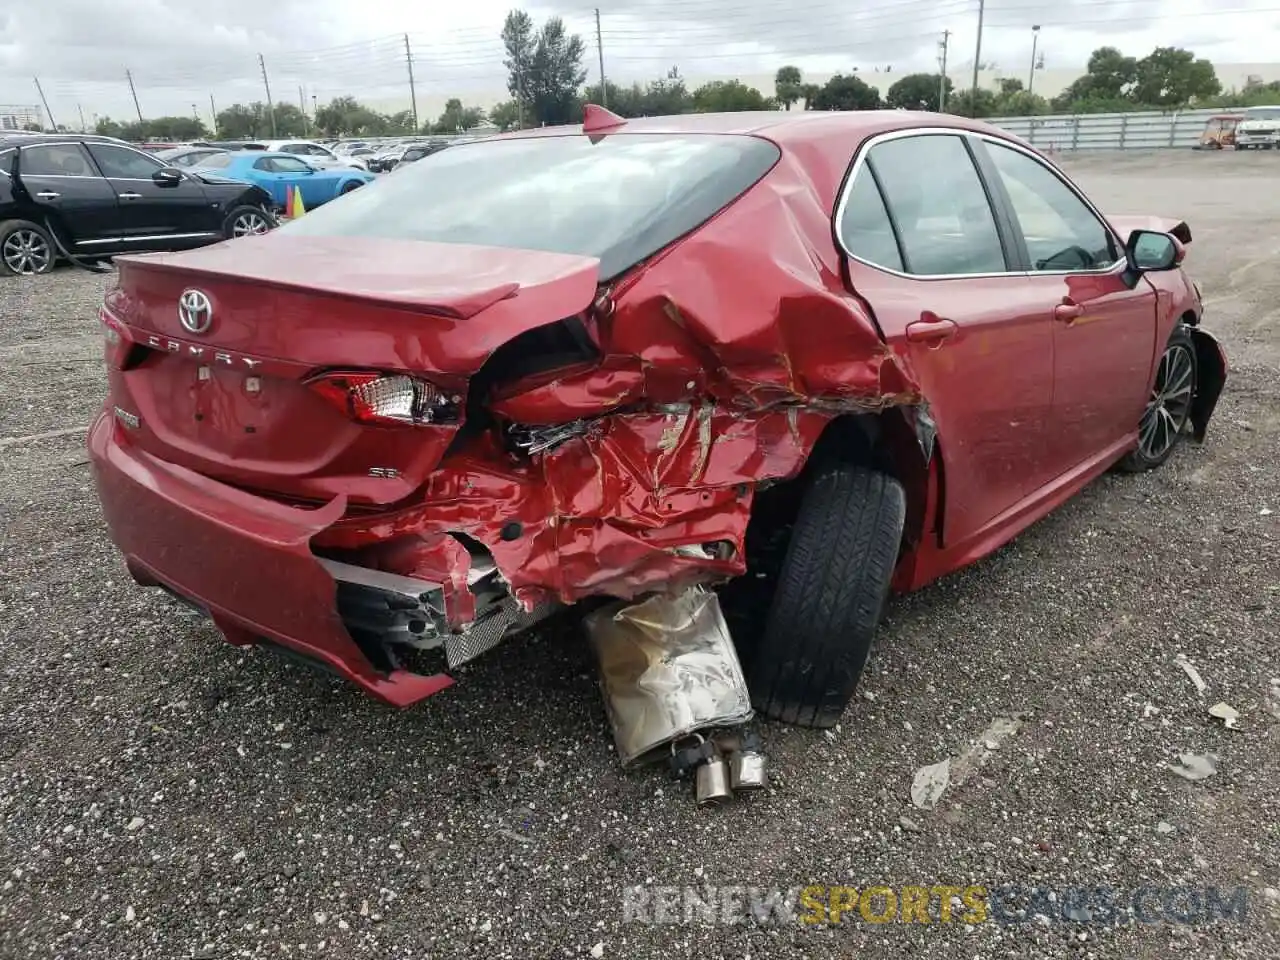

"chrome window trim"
[832,125,1128,282]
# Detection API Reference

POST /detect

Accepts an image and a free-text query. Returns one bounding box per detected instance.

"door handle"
[1053,300,1085,322]
[906,316,959,344]
[118,192,143,200]
[35,190,60,199]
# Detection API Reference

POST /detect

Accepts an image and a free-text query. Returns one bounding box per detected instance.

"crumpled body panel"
[319,149,921,614]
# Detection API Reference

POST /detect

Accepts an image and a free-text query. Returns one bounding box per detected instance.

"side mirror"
[153,167,184,186]
[1126,229,1182,271]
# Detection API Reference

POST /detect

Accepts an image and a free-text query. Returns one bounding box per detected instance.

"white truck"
[1234,106,1280,150]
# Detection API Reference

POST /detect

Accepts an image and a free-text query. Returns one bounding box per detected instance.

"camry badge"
[178,289,213,334]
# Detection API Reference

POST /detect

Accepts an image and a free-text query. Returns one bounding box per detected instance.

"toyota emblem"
[178,289,213,334]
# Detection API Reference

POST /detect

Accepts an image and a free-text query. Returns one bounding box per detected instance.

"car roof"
[497,109,999,146]
[0,131,138,150]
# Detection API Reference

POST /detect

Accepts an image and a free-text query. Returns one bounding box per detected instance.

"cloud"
[3,0,1275,126]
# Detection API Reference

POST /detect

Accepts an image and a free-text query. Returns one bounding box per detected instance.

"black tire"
[0,219,56,276]
[223,205,276,240]
[1119,324,1198,473]
[746,463,906,729]
[339,180,364,195]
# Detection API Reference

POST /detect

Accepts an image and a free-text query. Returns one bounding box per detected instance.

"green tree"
[808,73,881,111]
[775,65,803,110]
[641,67,694,115]
[214,103,278,139]
[95,117,124,138]
[489,99,522,131]
[1052,46,1138,109]
[313,96,388,136]
[994,89,1050,117]
[1132,47,1221,106]
[582,80,642,116]
[432,98,486,133]
[691,80,773,112]
[139,116,209,140]
[885,72,951,111]
[946,87,998,118]
[502,9,587,127]
[268,104,307,137]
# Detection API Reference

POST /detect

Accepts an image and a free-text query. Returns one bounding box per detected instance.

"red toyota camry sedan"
[88,107,1226,728]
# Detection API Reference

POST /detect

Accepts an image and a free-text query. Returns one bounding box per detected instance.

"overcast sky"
[4,0,1278,127]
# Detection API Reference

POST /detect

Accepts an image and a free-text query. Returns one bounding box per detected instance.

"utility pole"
[210,94,218,136]
[937,31,950,112]
[259,54,277,137]
[968,0,985,117]
[192,103,199,122]
[126,69,144,123]
[517,65,524,129]
[33,76,57,131]
[77,104,87,132]
[594,8,607,107]
[298,86,309,135]
[1028,25,1041,95]
[404,34,420,132]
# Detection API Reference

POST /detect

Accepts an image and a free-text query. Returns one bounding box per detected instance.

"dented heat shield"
[585,586,753,765]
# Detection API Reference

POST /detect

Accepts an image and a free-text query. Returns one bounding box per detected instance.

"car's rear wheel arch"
[805,409,931,551]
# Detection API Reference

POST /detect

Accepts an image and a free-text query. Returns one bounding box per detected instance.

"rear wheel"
[1119,325,1197,472]
[339,180,364,195]
[745,463,905,729]
[0,220,55,276]
[223,206,275,239]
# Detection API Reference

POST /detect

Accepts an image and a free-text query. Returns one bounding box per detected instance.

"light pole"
[1028,25,1041,95]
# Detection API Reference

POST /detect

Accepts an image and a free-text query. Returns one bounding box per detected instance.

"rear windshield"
[279,133,781,279]
[1244,108,1280,120]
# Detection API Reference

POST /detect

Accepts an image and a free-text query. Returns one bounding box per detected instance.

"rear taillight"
[308,371,461,426]
[100,308,138,369]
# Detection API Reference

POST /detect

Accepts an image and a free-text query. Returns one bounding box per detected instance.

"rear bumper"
[87,412,457,707]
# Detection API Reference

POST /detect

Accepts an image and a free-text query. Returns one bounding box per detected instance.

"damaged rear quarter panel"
[322,145,923,612]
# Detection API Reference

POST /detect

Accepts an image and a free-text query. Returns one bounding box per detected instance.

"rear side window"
[280,133,781,279]
[21,144,97,177]
[838,168,904,272]
[866,134,1006,276]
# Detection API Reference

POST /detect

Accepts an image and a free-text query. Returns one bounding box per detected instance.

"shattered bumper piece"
[585,585,753,765]
[88,413,554,705]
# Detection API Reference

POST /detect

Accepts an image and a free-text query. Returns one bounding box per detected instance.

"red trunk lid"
[104,235,600,506]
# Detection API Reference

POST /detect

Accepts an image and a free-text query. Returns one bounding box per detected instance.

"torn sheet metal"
[584,586,753,765]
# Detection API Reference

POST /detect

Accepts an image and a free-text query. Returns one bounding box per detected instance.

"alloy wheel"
[1138,342,1195,461]
[2,228,53,275]
[232,212,272,237]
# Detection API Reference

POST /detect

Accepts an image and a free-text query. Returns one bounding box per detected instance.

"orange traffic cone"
[286,185,306,219]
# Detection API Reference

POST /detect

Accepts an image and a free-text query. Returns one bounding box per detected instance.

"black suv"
[0,133,276,276]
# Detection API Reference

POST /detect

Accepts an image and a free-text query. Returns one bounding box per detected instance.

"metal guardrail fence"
[990,108,1228,151]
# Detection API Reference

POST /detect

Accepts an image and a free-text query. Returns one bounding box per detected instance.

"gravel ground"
[1,149,1277,960]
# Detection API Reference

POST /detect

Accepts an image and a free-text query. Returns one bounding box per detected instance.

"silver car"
[258,140,369,171]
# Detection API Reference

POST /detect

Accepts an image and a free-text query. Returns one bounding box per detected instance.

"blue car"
[189,151,374,211]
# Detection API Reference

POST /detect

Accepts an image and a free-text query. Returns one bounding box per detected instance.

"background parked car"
[155,146,230,168]
[257,139,370,171]
[388,140,451,170]
[0,133,274,276]
[189,151,374,211]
